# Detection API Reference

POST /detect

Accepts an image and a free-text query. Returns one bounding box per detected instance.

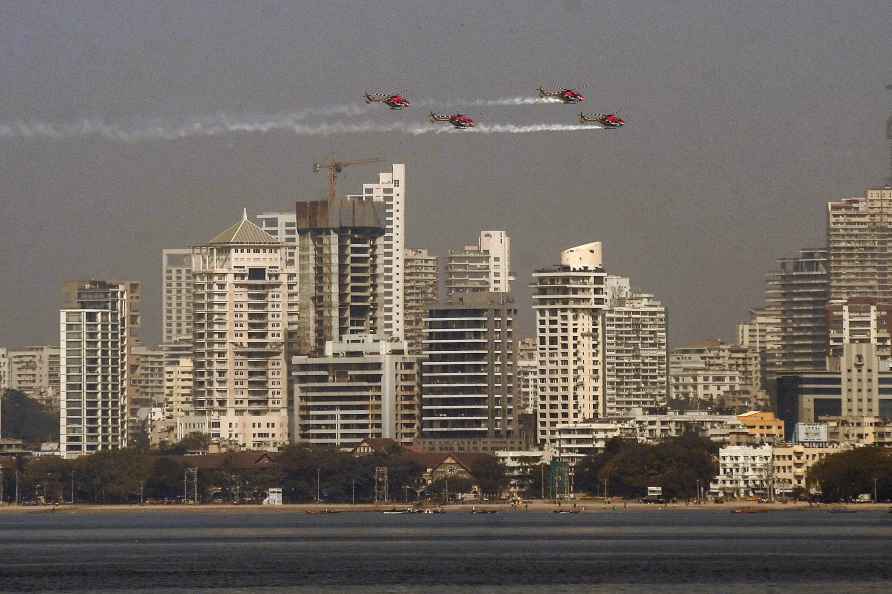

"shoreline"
[1,501,889,514]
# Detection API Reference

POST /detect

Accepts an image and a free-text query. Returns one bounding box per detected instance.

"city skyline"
[1,2,889,350]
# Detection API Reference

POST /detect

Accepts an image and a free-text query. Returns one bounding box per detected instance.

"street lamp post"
[540,464,545,500]
[316,468,321,503]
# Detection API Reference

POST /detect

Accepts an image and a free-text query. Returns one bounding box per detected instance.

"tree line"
[1,438,508,505]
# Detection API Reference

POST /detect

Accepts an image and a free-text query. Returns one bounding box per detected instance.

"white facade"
[4,346,61,411]
[605,290,668,416]
[190,211,294,450]
[447,230,514,297]
[255,211,298,271]
[711,445,773,499]
[350,163,406,342]
[162,249,194,344]
[256,211,297,243]
[532,242,608,446]
[60,281,133,458]
[478,231,513,293]
[629,411,741,443]
[555,420,629,464]
[291,335,419,447]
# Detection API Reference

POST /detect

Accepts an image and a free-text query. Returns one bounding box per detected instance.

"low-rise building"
[554,420,632,465]
[496,449,555,498]
[710,445,773,499]
[736,411,785,443]
[772,444,853,495]
[823,416,892,446]
[629,411,740,443]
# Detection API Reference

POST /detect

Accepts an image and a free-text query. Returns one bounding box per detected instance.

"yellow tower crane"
[313,158,384,202]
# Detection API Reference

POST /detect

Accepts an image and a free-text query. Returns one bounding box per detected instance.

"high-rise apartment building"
[604,286,668,416]
[737,306,781,396]
[764,249,829,375]
[0,348,9,394]
[4,346,61,411]
[291,335,420,447]
[256,211,297,243]
[828,187,892,304]
[826,298,892,361]
[60,280,137,458]
[346,164,406,342]
[188,212,294,450]
[295,197,385,355]
[446,230,513,297]
[130,346,165,409]
[531,242,607,446]
[162,249,193,344]
[255,211,298,271]
[163,357,193,420]
[669,340,756,409]
[403,248,439,354]
[419,292,520,452]
[516,337,538,415]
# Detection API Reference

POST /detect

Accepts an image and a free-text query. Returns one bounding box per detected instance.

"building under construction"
[295,197,386,355]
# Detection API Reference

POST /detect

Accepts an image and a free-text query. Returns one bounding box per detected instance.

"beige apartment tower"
[188,211,294,450]
[446,230,513,297]
[531,242,607,447]
[828,187,892,304]
[403,248,439,354]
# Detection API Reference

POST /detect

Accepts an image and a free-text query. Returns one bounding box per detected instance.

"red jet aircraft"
[429,112,476,129]
[364,92,411,110]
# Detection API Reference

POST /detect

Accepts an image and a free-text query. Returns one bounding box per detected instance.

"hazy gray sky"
[1,1,889,348]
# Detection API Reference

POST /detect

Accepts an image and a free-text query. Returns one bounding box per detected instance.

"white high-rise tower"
[531,242,607,446]
[349,164,406,342]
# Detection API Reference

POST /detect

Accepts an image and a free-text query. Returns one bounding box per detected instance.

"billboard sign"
[796,423,828,443]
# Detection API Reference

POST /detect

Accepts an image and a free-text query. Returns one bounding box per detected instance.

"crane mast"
[313,158,384,202]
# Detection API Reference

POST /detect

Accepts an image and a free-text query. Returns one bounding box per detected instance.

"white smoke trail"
[417,96,563,107]
[0,116,602,142]
[468,123,602,133]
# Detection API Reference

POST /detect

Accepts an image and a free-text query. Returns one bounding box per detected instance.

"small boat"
[470,509,497,514]
[731,508,769,514]
[422,508,445,514]
[383,508,413,515]
[828,508,857,514]
[553,509,581,514]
